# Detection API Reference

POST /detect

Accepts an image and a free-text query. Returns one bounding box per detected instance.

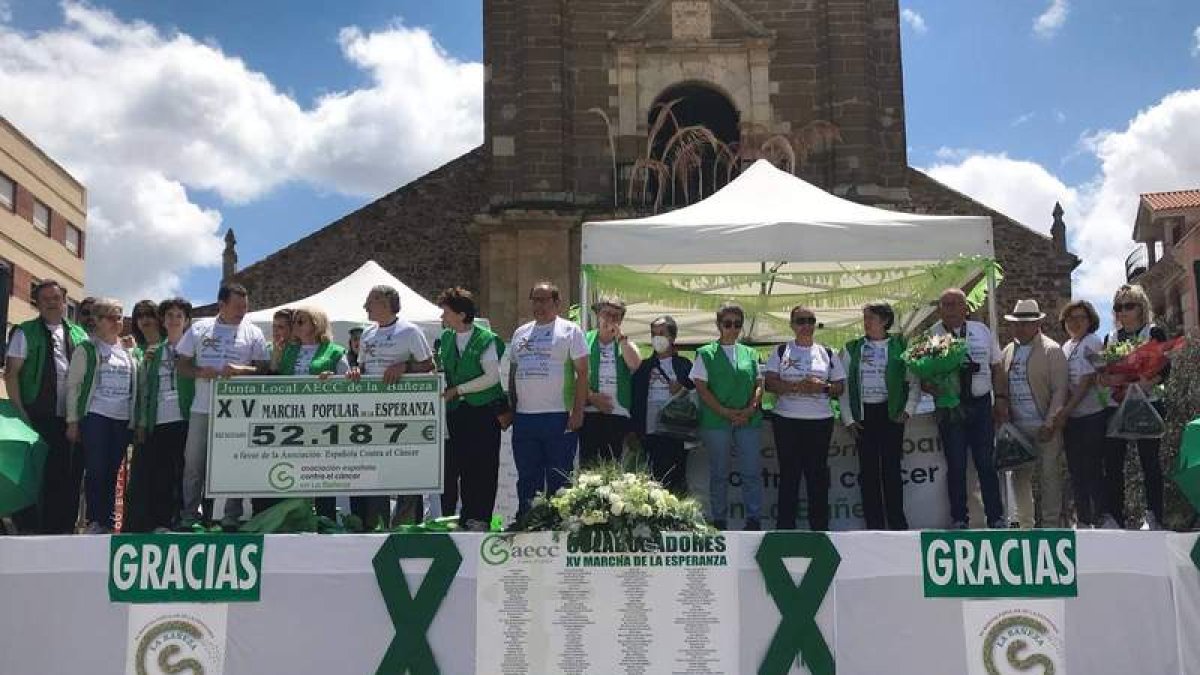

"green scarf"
[844,334,909,422]
[438,325,505,410]
[696,341,762,429]
[585,329,632,413]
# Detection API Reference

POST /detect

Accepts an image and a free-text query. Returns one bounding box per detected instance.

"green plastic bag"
[1172,417,1200,514]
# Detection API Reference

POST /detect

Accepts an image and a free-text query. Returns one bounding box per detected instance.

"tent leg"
[580,269,590,331]
[986,265,998,330]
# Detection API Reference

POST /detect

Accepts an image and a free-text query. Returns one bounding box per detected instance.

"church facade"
[225,0,1077,340]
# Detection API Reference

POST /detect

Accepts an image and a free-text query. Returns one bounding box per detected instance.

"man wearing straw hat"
[1000,299,1068,528]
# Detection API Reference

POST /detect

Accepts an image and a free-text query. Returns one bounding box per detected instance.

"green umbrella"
[0,399,48,516]
[1172,417,1200,514]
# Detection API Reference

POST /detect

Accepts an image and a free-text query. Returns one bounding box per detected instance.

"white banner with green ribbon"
[0,531,1192,673]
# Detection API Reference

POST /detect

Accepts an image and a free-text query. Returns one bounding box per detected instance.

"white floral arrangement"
[514,464,710,535]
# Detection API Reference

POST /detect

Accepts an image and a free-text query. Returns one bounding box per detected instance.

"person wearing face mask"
[580,297,642,467]
[631,316,694,493]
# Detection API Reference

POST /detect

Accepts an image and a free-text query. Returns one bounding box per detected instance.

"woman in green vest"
[838,302,920,530]
[65,298,140,534]
[437,287,506,531]
[690,303,763,531]
[130,297,195,532]
[277,307,349,522]
[580,297,642,468]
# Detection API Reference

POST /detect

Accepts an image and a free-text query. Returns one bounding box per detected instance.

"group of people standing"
[2,274,1175,534]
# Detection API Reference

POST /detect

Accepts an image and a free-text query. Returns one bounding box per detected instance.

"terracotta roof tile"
[1141,189,1200,211]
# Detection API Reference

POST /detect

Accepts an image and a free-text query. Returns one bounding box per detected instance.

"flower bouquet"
[514,463,710,538]
[902,333,968,409]
[1096,337,1182,403]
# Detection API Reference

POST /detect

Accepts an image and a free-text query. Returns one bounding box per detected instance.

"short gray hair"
[369,285,400,313]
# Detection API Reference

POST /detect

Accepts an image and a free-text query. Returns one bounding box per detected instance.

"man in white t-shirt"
[4,280,89,533]
[508,281,588,517]
[926,288,1007,529]
[1000,299,1068,528]
[347,284,435,526]
[175,283,269,527]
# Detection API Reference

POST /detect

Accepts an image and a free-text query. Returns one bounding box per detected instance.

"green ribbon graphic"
[755,532,842,675]
[372,534,462,675]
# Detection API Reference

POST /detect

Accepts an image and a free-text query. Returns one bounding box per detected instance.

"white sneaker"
[1142,512,1163,531]
[1098,514,1121,530]
[84,522,107,535]
[153,526,172,534]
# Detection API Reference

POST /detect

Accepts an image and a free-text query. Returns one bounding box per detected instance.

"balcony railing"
[1126,246,1148,282]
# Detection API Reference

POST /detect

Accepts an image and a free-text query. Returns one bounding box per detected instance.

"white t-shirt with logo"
[359,319,433,377]
[859,339,890,404]
[930,320,1003,398]
[155,342,183,425]
[7,323,71,416]
[177,318,269,415]
[1008,344,1042,423]
[766,342,846,420]
[1063,333,1104,418]
[645,357,678,435]
[511,317,588,414]
[89,341,135,421]
[585,338,631,418]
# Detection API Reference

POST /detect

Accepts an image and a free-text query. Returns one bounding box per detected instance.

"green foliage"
[1161,337,1200,529]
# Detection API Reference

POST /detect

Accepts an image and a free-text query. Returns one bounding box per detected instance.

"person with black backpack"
[764,305,846,531]
[631,316,694,494]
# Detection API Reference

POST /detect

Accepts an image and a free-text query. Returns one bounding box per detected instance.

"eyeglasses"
[720,320,743,329]
[792,317,817,326]
[1065,313,1089,322]
[1113,302,1139,313]
[529,295,556,304]
[98,314,121,322]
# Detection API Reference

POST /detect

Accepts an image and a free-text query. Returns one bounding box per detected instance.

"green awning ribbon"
[755,532,842,675]
[372,534,462,675]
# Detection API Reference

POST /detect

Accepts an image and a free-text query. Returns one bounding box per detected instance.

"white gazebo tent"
[245,260,444,345]
[580,160,997,344]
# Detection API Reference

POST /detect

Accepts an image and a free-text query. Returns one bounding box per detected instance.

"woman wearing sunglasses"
[765,306,846,531]
[690,303,763,530]
[1099,284,1169,530]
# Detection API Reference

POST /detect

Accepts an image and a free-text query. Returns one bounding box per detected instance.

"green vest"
[696,341,762,429]
[278,341,347,376]
[74,341,140,422]
[844,334,909,423]
[140,340,196,428]
[585,330,632,413]
[15,318,88,405]
[439,325,506,410]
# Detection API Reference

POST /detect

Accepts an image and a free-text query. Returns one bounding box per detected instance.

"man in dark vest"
[4,280,89,533]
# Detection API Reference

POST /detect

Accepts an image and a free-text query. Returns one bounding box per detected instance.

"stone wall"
[223,148,488,311]
[484,0,910,209]
[905,168,1079,344]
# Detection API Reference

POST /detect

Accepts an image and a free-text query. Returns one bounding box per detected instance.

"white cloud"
[1033,0,1069,39]
[1011,111,1036,127]
[921,88,1200,325]
[0,3,483,304]
[900,8,927,35]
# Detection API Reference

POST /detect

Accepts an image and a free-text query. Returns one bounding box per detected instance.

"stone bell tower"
[476,0,911,334]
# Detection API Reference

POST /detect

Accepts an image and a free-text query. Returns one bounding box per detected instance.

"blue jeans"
[81,412,132,529]
[937,395,1004,525]
[512,413,578,517]
[700,424,763,522]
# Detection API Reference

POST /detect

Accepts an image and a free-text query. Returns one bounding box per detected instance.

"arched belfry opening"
[645,81,741,207]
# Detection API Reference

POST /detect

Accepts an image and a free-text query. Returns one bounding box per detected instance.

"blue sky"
[1,0,1199,317]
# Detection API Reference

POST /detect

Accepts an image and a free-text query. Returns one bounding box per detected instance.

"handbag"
[993,422,1037,470]
[656,390,700,441]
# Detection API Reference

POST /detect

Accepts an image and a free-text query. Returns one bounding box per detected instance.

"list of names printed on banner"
[477,532,737,675]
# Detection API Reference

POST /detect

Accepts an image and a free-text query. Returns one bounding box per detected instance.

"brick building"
[1125,189,1200,337]
[225,0,1077,340]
